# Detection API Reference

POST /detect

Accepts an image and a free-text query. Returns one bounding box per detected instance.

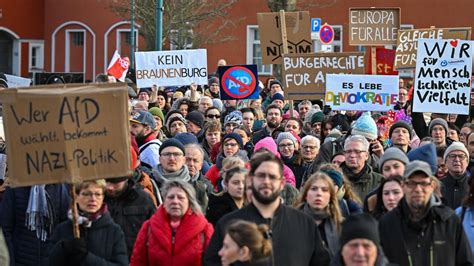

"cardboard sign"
[135,49,208,87]
[368,48,398,75]
[257,11,312,65]
[0,84,132,186]
[395,27,472,69]
[282,52,366,100]
[349,8,400,46]
[413,38,474,115]
[325,74,399,111]
[5,74,31,88]
[218,65,260,100]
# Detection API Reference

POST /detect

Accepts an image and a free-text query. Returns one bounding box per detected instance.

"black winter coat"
[441,172,470,210]
[203,202,330,266]
[205,192,239,226]
[379,199,473,266]
[0,185,70,266]
[49,212,128,266]
[105,181,156,257]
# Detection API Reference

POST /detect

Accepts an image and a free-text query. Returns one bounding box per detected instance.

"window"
[170,29,193,50]
[247,26,272,75]
[312,25,343,52]
[72,32,84,46]
[29,42,44,71]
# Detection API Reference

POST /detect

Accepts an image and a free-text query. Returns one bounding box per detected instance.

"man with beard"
[379,160,472,266]
[310,111,324,138]
[130,110,162,169]
[203,152,330,266]
[251,104,283,145]
[105,175,156,257]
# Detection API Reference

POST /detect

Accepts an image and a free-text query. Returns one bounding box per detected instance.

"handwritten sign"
[368,48,398,75]
[135,49,208,87]
[395,27,472,70]
[349,8,400,46]
[413,38,474,115]
[0,84,132,186]
[325,74,399,111]
[282,52,366,100]
[257,11,312,65]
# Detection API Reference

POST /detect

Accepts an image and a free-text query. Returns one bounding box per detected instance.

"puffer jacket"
[130,206,213,266]
[0,185,70,266]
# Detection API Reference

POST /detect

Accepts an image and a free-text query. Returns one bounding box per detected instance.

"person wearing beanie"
[389,120,413,153]
[185,111,205,142]
[130,110,162,169]
[407,143,438,175]
[276,132,306,188]
[167,114,187,137]
[224,111,243,134]
[271,92,285,110]
[351,112,385,159]
[379,160,472,266]
[205,133,248,190]
[429,118,450,147]
[311,111,325,137]
[333,213,389,266]
[261,79,284,110]
[138,87,152,102]
[441,141,470,209]
[205,77,220,99]
[148,107,167,142]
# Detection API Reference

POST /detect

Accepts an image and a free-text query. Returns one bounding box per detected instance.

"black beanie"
[340,213,380,247]
[389,120,413,139]
[269,79,282,89]
[186,111,205,129]
[159,139,185,155]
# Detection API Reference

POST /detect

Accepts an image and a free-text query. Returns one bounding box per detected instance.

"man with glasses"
[441,142,470,209]
[379,160,472,266]
[301,135,320,165]
[395,87,409,112]
[204,152,330,266]
[252,104,283,145]
[340,135,383,200]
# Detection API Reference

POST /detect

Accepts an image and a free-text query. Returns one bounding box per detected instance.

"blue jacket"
[0,185,70,266]
[455,206,474,255]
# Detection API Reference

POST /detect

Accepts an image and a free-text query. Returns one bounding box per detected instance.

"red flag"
[107,50,130,82]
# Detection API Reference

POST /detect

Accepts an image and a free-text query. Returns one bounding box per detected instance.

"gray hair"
[199,96,212,104]
[301,135,320,148]
[161,179,202,214]
[344,135,370,151]
[298,100,312,108]
[185,143,205,158]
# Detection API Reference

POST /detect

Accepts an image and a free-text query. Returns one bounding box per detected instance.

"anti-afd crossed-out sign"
[218,65,260,100]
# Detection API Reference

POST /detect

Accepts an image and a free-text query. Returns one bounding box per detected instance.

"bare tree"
[108,0,241,50]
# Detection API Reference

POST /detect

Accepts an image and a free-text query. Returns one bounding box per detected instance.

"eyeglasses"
[302,145,317,150]
[206,114,220,119]
[405,180,432,189]
[161,152,184,158]
[254,172,281,181]
[344,149,366,155]
[447,154,468,160]
[224,142,238,148]
[278,143,294,149]
[80,192,104,199]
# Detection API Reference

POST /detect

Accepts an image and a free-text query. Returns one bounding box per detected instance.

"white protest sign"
[413,39,474,114]
[135,49,208,87]
[325,74,399,111]
[5,74,31,88]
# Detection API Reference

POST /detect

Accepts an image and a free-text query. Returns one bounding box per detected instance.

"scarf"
[25,185,52,241]
[154,164,190,185]
[343,163,370,183]
[303,202,330,221]
[68,204,108,228]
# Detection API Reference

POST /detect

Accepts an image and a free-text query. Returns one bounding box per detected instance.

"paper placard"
[349,8,400,46]
[5,74,31,88]
[0,84,132,186]
[135,49,208,87]
[413,38,474,114]
[325,74,399,111]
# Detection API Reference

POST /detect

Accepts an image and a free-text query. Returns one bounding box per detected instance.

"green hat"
[311,111,324,125]
[148,107,164,123]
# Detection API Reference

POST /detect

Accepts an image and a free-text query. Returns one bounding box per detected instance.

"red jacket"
[130,206,214,266]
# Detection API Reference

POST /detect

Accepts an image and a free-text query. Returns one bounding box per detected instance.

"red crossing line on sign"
[227,75,251,94]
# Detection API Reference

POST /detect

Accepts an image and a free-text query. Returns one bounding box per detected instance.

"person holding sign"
[49,180,128,266]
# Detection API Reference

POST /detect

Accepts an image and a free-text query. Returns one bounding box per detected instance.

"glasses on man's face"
[302,145,317,150]
[254,172,281,181]
[278,143,294,149]
[447,153,468,161]
[224,142,238,148]
[80,192,104,199]
[405,180,432,189]
[206,114,220,119]
[344,149,366,155]
[161,152,184,158]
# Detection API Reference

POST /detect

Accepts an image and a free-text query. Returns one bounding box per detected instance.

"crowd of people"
[0,68,474,265]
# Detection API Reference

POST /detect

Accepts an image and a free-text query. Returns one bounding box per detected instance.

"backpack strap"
[139,140,161,153]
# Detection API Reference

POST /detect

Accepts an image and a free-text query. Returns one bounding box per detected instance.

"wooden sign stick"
[69,183,81,238]
[371,47,377,75]
[279,10,294,117]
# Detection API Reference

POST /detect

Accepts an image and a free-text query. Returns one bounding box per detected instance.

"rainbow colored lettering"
[325,92,398,106]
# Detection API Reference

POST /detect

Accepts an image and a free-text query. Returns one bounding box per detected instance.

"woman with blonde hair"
[294,172,343,259]
[218,220,272,266]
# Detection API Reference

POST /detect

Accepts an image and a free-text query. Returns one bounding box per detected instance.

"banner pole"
[279,10,294,117]
[69,183,81,238]
[371,46,377,75]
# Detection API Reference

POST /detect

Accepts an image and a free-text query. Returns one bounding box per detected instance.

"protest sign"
[413,38,474,115]
[395,27,472,69]
[135,49,208,87]
[0,84,132,187]
[349,8,400,46]
[325,74,399,111]
[257,11,312,64]
[107,50,130,82]
[5,74,31,88]
[282,52,366,100]
[218,65,260,100]
[368,48,398,75]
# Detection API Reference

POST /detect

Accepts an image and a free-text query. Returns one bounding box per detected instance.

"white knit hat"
[443,141,469,161]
